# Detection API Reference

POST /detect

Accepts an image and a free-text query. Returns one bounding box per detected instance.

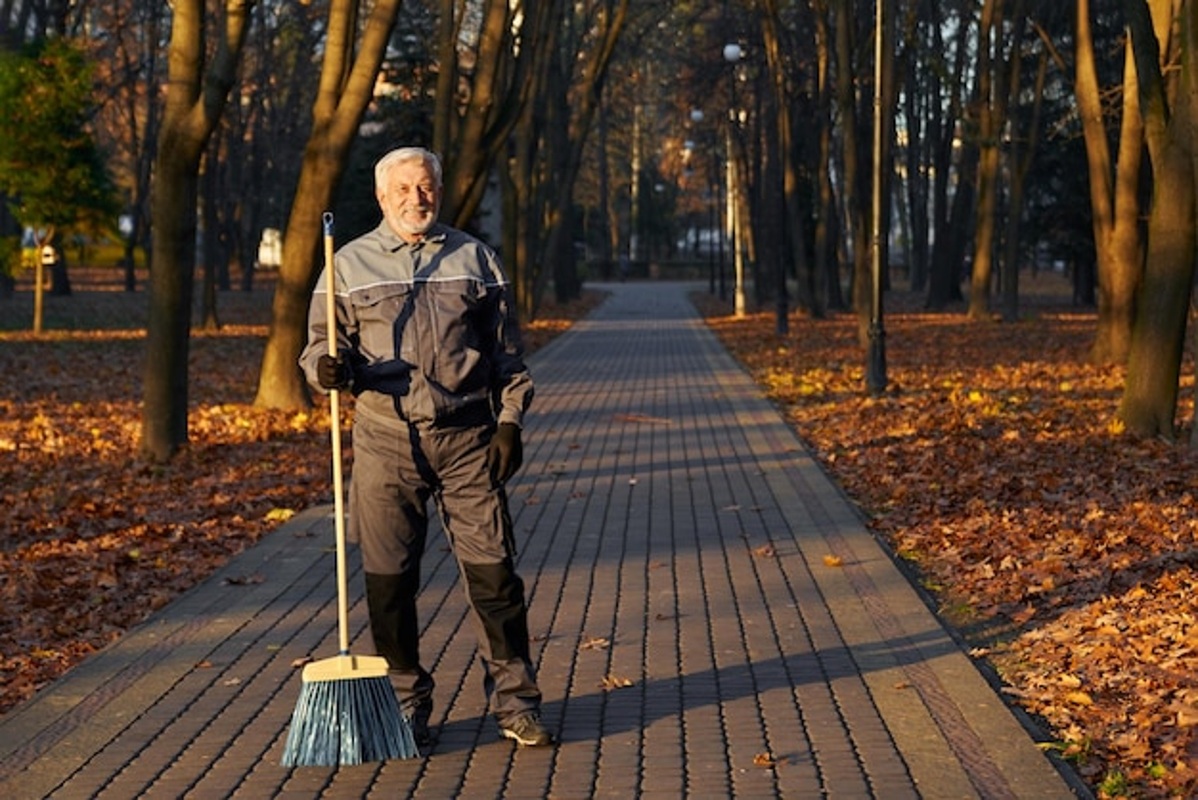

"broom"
[280,212,418,767]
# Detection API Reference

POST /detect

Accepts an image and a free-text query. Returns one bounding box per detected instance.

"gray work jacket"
[299,221,533,430]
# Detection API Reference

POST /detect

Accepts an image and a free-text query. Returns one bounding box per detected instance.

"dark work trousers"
[347,411,542,725]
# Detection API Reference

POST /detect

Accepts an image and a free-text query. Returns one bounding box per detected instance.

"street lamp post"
[724,42,746,318]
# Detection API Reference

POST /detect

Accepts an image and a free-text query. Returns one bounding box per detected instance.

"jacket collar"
[377,221,450,252]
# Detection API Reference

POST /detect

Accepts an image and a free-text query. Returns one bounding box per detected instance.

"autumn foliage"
[3,269,1196,798]
[697,278,1196,799]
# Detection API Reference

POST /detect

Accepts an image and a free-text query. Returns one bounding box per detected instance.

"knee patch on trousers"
[364,571,422,671]
[462,560,531,663]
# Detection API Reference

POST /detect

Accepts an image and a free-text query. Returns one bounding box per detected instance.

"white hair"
[375,147,443,189]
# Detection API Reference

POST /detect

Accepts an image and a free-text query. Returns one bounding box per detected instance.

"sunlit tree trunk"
[436,0,533,228]
[1077,0,1146,365]
[140,0,251,463]
[968,0,1024,322]
[968,0,999,320]
[1117,0,1196,439]
[253,0,403,411]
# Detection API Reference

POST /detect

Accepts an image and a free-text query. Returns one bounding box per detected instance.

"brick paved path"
[0,282,1084,799]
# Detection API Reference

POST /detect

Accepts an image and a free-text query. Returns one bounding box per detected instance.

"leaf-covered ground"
[0,270,603,721]
[2,271,1195,798]
[696,278,1197,799]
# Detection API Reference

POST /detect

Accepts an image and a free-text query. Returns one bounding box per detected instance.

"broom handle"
[323,211,351,657]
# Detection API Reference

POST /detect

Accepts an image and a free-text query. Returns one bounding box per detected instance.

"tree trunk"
[1117,138,1193,438]
[927,9,972,310]
[812,0,842,311]
[761,0,800,329]
[968,0,1017,322]
[49,249,70,296]
[437,0,533,229]
[523,0,626,318]
[143,152,198,460]
[1192,302,1198,449]
[252,0,402,411]
[1117,0,1197,439]
[200,145,221,331]
[1078,0,1146,364]
[140,0,251,463]
[901,2,930,293]
[596,97,614,281]
[834,0,869,344]
[1000,16,1042,324]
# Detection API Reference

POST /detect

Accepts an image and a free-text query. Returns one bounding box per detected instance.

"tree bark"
[140,0,252,463]
[1117,0,1197,439]
[901,2,929,293]
[761,0,804,328]
[437,0,534,228]
[834,0,869,344]
[253,0,403,411]
[1077,0,1146,364]
[811,0,842,311]
[927,7,972,310]
[999,12,1041,324]
[967,0,1015,322]
[524,0,627,318]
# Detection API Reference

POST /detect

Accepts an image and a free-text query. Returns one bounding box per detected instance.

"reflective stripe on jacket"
[300,221,533,429]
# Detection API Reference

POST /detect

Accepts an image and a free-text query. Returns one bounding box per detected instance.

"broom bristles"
[280,674,418,767]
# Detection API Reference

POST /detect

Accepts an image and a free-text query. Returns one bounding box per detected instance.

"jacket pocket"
[349,282,413,363]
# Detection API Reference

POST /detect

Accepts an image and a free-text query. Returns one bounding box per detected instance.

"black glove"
[316,353,352,391]
[487,422,523,484]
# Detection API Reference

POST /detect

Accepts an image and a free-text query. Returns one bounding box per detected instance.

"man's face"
[377,158,442,243]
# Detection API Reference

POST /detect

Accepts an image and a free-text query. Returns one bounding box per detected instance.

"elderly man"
[299,146,553,750]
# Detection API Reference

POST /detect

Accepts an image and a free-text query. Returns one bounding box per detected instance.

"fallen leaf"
[264,507,295,523]
[580,636,611,651]
[599,675,633,690]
